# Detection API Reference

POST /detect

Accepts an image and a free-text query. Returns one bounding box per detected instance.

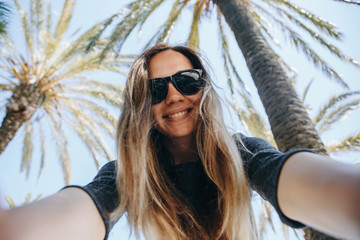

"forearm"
[0,188,105,240]
[278,152,360,239]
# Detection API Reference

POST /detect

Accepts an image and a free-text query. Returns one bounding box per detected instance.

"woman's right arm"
[0,187,105,240]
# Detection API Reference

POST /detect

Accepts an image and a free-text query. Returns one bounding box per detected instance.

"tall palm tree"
[86,0,359,152]
[0,0,134,184]
[86,0,359,239]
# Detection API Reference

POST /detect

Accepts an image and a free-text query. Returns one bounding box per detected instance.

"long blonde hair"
[112,44,257,240]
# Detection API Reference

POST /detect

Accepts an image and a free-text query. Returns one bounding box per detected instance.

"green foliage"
[0,0,135,184]
[88,0,359,99]
[0,2,10,36]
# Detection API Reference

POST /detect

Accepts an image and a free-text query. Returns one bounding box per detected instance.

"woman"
[0,44,359,240]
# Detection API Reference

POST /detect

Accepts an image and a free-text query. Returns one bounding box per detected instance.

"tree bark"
[214,0,327,154]
[214,0,334,239]
[0,84,43,154]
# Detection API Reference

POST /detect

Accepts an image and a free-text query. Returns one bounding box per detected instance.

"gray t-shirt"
[65,133,313,239]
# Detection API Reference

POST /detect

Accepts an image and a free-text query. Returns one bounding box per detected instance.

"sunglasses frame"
[149,69,205,104]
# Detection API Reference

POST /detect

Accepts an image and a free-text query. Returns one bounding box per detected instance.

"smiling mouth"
[165,109,192,119]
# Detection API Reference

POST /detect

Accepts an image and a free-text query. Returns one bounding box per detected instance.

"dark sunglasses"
[149,69,205,104]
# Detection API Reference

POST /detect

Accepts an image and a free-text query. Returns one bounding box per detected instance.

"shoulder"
[232,133,276,152]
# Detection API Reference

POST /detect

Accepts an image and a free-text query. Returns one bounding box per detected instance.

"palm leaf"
[301,78,314,103]
[231,91,276,146]
[253,3,348,88]
[273,5,359,69]
[48,110,71,184]
[52,0,76,44]
[187,1,205,49]
[3,194,16,208]
[38,119,46,180]
[0,1,10,35]
[326,133,360,152]
[21,121,34,179]
[268,0,342,38]
[14,0,34,60]
[154,0,189,44]
[313,91,360,126]
[332,0,360,5]
[101,0,166,57]
[316,99,360,133]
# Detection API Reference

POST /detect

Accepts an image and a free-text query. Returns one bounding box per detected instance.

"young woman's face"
[149,50,202,139]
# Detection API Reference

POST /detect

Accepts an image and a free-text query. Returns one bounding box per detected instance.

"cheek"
[151,105,162,124]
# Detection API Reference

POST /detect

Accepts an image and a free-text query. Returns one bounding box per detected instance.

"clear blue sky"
[0,0,359,239]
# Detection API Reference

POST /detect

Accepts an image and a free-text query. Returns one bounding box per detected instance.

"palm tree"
[0,0,134,184]
[86,1,359,239]
[86,0,359,152]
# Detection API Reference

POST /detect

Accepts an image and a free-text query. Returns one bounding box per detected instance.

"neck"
[162,134,198,165]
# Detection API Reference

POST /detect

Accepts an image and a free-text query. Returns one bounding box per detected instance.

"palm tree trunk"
[214,0,327,154]
[0,84,42,154]
[214,0,333,239]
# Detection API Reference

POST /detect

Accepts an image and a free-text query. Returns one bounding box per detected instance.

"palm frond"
[0,1,10,35]
[254,2,348,88]
[38,119,46,180]
[326,133,360,152]
[154,0,188,45]
[65,102,113,168]
[258,200,275,238]
[270,4,359,69]
[315,98,360,134]
[70,121,102,169]
[69,97,118,129]
[102,0,165,57]
[3,194,16,208]
[231,91,276,146]
[0,85,13,91]
[313,91,360,125]
[66,100,114,160]
[21,121,33,179]
[14,0,34,59]
[0,0,131,182]
[85,11,125,53]
[47,110,71,184]
[52,0,76,44]
[332,0,360,5]
[57,17,125,65]
[66,85,123,108]
[187,1,205,49]
[301,78,314,103]
[269,0,342,38]
[286,29,347,88]
[23,192,42,204]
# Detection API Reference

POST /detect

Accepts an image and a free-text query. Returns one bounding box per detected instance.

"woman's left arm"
[278,152,360,240]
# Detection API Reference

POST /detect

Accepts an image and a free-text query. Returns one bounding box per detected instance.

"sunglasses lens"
[175,70,204,94]
[150,79,168,104]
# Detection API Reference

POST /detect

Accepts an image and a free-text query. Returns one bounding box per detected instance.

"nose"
[165,82,184,104]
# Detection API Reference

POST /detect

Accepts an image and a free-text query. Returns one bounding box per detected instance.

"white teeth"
[168,110,187,119]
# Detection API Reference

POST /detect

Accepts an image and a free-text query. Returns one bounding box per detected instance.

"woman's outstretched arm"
[278,152,360,240]
[0,187,105,240]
